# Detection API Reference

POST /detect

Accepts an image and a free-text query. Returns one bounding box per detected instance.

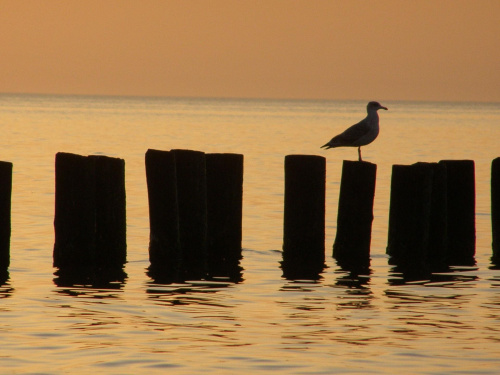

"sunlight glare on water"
[0,94,500,374]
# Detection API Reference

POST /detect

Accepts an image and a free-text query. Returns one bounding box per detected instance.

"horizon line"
[1,90,499,106]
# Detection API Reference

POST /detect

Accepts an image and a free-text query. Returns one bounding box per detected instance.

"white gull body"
[321,101,388,161]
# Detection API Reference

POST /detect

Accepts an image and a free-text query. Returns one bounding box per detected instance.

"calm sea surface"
[1,94,499,374]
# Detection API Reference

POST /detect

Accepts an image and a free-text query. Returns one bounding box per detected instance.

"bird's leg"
[358,147,363,162]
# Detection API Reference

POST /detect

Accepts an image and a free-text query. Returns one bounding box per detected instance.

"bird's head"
[367,101,388,111]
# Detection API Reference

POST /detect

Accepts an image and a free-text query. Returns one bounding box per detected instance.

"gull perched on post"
[321,101,388,161]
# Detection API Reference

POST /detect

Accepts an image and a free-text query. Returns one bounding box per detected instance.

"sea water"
[0,94,499,374]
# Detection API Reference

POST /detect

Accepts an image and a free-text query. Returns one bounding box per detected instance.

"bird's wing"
[330,119,370,145]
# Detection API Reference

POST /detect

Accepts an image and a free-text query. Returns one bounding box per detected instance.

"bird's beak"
[381,106,388,110]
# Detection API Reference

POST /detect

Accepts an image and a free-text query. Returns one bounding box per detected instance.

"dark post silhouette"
[54,153,96,268]
[91,155,127,266]
[53,152,126,269]
[206,153,244,278]
[387,163,434,269]
[427,162,448,269]
[145,149,181,278]
[492,157,500,263]
[333,160,376,268]
[0,162,13,269]
[172,149,208,280]
[439,160,475,265]
[282,155,326,279]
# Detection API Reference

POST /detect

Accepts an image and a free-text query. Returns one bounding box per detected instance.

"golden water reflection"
[1,95,500,373]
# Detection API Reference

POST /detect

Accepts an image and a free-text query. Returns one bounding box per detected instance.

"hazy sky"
[1,0,499,102]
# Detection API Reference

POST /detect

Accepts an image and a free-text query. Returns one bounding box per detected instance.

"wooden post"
[333,160,376,268]
[386,163,434,270]
[282,155,326,279]
[0,162,13,269]
[427,162,448,269]
[90,155,127,266]
[53,152,127,269]
[439,160,475,265]
[172,149,208,280]
[206,153,244,279]
[492,157,500,264]
[145,149,181,278]
[54,152,96,268]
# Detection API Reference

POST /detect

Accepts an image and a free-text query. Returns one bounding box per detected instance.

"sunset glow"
[1,0,499,102]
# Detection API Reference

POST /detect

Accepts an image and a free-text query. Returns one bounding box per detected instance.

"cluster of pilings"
[0,154,499,283]
[281,157,377,278]
[52,152,127,284]
[282,156,500,278]
[386,160,476,275]
[145,149,244,282]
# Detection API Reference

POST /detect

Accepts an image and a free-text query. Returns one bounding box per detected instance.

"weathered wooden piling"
[439,160,475,265]
[0,162,13,269]
[386,163,434,269]
[53,152,126,269]
[206,153,244,278]
[282,155,326,279]
[333,160,376,268]
[492,157,500,263]
[91,155,127,266]
[427,162,448,269]
[54,153,96,268]
[145,149,181,277]
[171,149,208,280]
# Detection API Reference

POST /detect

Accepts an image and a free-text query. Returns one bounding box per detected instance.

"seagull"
[321,101,388,161]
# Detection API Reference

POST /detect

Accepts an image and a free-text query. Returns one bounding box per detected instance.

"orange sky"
[1,0,499,102]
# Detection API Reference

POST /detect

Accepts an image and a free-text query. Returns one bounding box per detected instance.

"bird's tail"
[320,142,333,149]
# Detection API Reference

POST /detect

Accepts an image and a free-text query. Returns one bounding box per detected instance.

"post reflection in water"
[53,266,127,298]
[0,269,13,298]
[277,267,377,349]
[333,266,373,311]
[146,279,238,307]
[146,260,244,284]
[144,280,244,349]
[384,281,478,340]
[388,264,479,287]
[280,260,326,281]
